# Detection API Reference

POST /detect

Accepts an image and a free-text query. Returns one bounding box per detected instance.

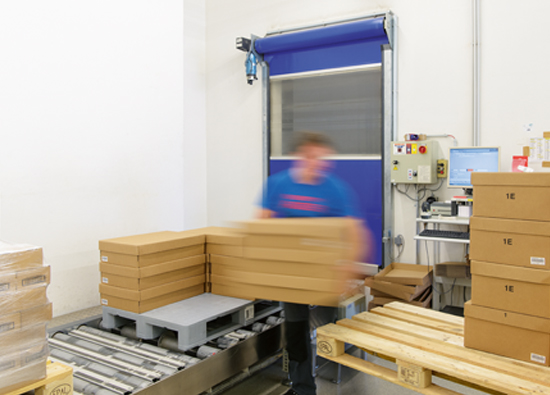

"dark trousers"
[283,303,337,395]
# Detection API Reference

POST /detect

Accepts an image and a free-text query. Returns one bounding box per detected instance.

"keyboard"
[418,229,470,240]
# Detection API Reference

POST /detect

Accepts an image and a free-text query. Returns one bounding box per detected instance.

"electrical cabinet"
[390,141,438,184]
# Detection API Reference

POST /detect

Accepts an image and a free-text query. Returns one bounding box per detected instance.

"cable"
[425,240,455,296]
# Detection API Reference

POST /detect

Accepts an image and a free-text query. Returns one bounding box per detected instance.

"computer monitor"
[448,147,500,190]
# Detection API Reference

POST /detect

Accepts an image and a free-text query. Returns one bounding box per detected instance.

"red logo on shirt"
[280,195,328,212]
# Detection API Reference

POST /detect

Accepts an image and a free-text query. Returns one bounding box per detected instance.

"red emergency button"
[419,145,427,154]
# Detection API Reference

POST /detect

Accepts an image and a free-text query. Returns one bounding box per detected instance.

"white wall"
[205,0,550,265]
[0,1,208,316]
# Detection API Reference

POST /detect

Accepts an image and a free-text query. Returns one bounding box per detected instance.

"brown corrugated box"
[244,234,349,252]
[239,217,354,239]
[206,244,243,257]
[0,324,47,353]
[101,264,205,290]
[16,266,50,289]
[211,267,343,293]
[0,243,43,270]
[465,301,550,366]
[100,245,204,267]
[100,283,204,314]
[434,262,471,278]
[0,305,51,335]
[365,277,431,302]
[374,262,432,286]
[472,173,550,221]
[100,255,206,278]
[471,260,550,318]
[211,280,341,306]
[470,217,550,269]
[243,246,342,265]
[2,286,49,315]
[99,230,205,255]
[0,272,17,294]
[201,227,245,246]
[99,274,205,301]
[210,254,344,279]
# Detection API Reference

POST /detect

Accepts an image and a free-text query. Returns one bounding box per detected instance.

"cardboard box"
[210,267,343,293]
[465,301,550,366]
[470,217,550,269]
[206,244,243,257]
[244,234,349,252]
[210,254,343,279]
[0,272,17,294]
[100,254,206,278]
[472,173,550,221]
[1,286,49,314]
[16,266,50,289]
[364,277,431,302]
[0,243,43,270]
[99,230,205,255]
[0,304,53,335]
[243,247,342,265]
[211,281,341,306]
[100,244,205,267]
[239,217,355,240]
[374,262,432,286]
[100,284,204,314]
[101,264,205,290]
[201,227,245,246]
[21,303,52,327]
[99,274,205,301]
[471,260,550,318]
[434,262,471,278]
[0,324,46,353]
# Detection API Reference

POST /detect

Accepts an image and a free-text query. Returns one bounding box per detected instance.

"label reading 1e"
[505,285,514,293]
[503,238,513,245]
[506,193,516,200]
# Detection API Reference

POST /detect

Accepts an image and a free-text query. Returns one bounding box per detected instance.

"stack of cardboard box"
[203,227,245,293]
[466,172,550,366]
[0,243,52,393]
[365,262,433,309]
[99,231,206,313]
[210,217,356,307]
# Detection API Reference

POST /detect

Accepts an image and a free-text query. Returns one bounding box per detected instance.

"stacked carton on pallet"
[466,172,550,366]
[365,262,433,309]
[203,227,245,293]
[0,242,52,393]
[210,217,356,307]
[99,231,206,313]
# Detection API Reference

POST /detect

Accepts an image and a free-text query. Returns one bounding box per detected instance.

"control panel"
[390,141,438,184]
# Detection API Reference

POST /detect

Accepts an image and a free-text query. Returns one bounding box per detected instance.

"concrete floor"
[218,349,487,395]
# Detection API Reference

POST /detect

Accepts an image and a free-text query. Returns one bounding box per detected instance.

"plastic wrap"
[0,241,43,270]
[0,341,49,392]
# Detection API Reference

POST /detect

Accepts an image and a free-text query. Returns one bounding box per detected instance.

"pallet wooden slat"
[317,302,550,395]
[1,361,73,395]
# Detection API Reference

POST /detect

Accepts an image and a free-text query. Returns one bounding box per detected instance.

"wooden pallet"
[316,302,550,395]
[2,361,73,395]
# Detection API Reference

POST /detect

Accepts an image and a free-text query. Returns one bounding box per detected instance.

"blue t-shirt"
[261,169,360,218]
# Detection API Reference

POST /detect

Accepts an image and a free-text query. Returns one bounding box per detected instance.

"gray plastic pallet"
[101,293,273,351]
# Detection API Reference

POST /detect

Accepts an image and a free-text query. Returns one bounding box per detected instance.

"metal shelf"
[413,235,470,244]
[416,216,470,226]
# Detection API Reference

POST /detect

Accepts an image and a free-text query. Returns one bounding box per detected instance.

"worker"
[257,131,368,395]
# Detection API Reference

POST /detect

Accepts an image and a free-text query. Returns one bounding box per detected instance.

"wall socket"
[394,235,404,246]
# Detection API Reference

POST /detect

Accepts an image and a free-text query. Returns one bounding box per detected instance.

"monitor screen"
[448,147,500,188]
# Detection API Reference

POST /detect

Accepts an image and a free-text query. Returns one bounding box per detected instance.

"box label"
[531,353,546,364]
[101,256,108,262]
[101,298,108,306]
[102,277,109,284]
[22,275,46,287]
[531,257,546,266]
[0,282,11,292]
[0,322,15,333]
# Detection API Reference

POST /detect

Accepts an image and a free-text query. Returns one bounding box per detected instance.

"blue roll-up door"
[257,17,391,266]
